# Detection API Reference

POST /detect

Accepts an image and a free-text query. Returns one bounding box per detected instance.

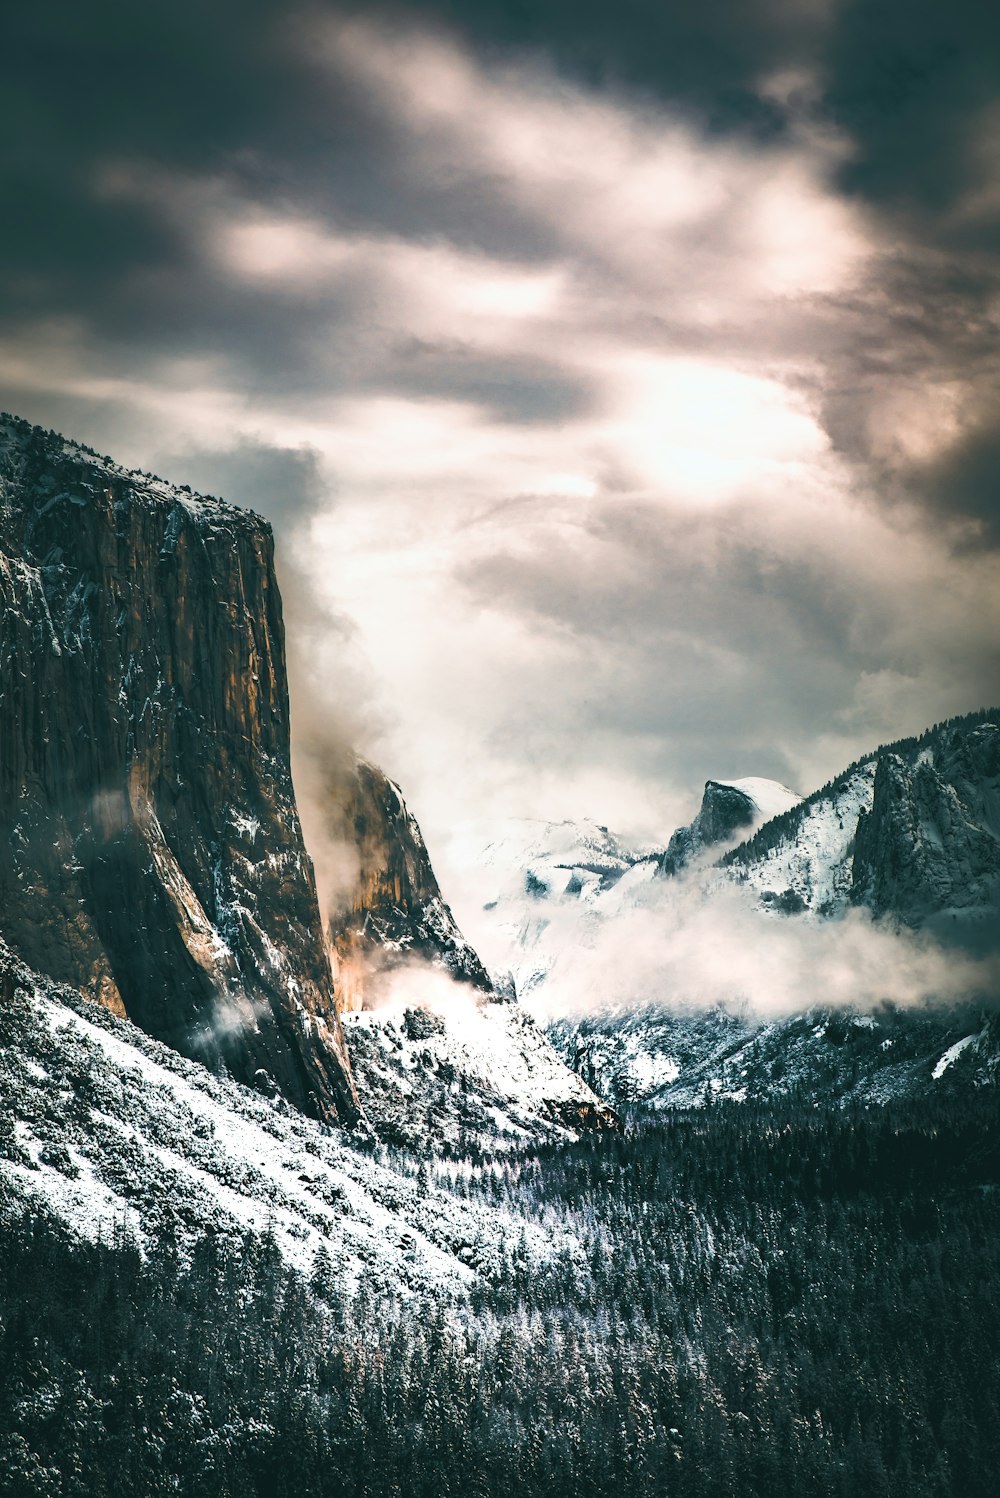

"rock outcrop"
[661,781,756,874]
[660,777,801,876]
[851,722,1000,945]
[0,415,359,1123]
[323,758,494,1007]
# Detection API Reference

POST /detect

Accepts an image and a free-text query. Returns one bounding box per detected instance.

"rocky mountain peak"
[322,756,494,1007]
[660,776,800,875]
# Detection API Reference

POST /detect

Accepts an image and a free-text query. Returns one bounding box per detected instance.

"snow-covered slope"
[548,1002,1000,1111]
[341,976,613,1153]
[719,712,1000,937]
[716,763,876,915]
[0,942,575,1289]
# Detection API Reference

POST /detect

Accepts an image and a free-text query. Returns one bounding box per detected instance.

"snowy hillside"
[341,972,612,1152]
[716,763,876,914]
[0,943,576,1290]
[548,1001,1000,1111]
[720,711,1000,935]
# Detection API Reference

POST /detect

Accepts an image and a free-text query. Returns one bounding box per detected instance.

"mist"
[520,876,1000,1023]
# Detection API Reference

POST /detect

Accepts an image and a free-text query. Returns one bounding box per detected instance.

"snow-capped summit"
[660,776,801,875]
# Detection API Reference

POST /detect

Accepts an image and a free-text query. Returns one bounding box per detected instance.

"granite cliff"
[0,416,359,1123]
[323,758,493,1007]
[851,723,1000,945]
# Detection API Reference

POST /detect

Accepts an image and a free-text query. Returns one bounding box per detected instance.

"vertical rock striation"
[323,758,493,1008]
[851,722,1000,945]
[0,416,359,1123]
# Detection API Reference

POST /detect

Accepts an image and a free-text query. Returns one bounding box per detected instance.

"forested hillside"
[3,1096,998,1497]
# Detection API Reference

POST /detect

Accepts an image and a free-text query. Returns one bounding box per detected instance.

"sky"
[3,0,1000,919]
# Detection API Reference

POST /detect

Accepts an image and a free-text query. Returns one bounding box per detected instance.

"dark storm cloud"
[0,0,563,342]
[398,0,1000,238]
[361,0,1000,547]
[918,424,1000,545]
[1,2,289,315]
[160,438,327,530]
[2,0,999,872]
[378,0,823,132]
[825,0,1000,241]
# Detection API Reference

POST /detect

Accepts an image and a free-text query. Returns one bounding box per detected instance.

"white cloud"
[2,10,996,921]
[526,879,1000,1022]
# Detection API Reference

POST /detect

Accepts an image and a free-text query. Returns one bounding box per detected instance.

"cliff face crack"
[0,415,359,1124]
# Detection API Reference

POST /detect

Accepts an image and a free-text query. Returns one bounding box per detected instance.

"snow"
[715,777,801,823]
[719,763,878,915]
[467,818,655,1001]
[932,1034,977,1080]
[341,966,607,1150]
[0,969,579,1293]
[0,413,256,534]
[547,1003,998,1113]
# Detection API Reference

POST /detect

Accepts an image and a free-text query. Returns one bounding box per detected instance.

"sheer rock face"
[660,781,757,875]
[325,759,493,1009]
[851,724,1000,945]
[0,417,359,1124]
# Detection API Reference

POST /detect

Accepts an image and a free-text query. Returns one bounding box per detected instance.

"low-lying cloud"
[524,879,1000,1022]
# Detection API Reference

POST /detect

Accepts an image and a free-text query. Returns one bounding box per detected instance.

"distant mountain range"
[469,710,999,1109]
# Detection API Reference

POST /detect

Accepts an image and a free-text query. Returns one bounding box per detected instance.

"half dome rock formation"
[0,416,359,1124]
[660,777,801,875]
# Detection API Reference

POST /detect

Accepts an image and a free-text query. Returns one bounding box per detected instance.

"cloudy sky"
[3,0,999,911]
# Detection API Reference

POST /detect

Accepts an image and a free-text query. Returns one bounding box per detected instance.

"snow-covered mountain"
[474,714,1000,1110]
[548,1001,1000,1111]
[720,710,1000,941]
[469,778,801,1004]
[342,977,612,1153]
[310,762,614,1146]
[0,414,359,1125]
[469,816,657,999]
